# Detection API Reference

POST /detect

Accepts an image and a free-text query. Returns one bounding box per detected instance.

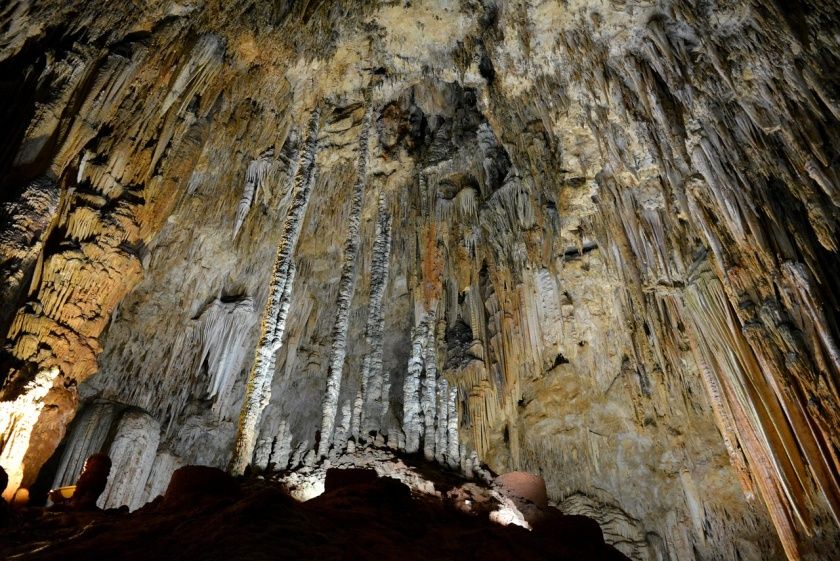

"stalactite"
[2,4,839,559]
[0,177,59,328]
[684,264,813,561]
[688,332,755,499]
[159,34,222,117]
[318,107,371,458]
[198,297,256,413]
[360,193,393,437]
[233,149,275,239]
[94,294,256,437]
[230,108,320,474]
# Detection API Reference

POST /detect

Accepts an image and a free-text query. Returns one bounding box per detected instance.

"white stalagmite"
[253,437,273,470]
[233,150,275,239]
[435,377,449,465]
[289,440,309,469]
[421,320,438,460]
[230,109,320,474]
[100,410,160,511]
[269,420,293,470]
[447,385,460,468]
[317,108,372,458]
[350,388,363,441]
[332,400,353,457]
[403,314,430,454]
[360,193,393,437]
[142,450,182,503]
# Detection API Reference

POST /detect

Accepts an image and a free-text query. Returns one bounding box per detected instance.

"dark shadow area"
[1,466,629,561]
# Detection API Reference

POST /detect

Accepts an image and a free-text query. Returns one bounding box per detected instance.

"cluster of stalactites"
[684,260,840,561]
[232,149,277,239]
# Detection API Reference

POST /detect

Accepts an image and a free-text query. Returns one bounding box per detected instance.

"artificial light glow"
[0,367,60,501]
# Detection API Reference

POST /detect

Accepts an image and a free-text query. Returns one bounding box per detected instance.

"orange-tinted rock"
[495,471,548,508]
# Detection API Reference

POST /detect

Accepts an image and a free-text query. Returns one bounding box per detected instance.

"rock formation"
[0,1,839,560]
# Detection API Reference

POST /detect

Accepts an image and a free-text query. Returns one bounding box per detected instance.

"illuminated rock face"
[0,1,839,560]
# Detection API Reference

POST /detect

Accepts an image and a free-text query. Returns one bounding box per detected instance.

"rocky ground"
[1,451,628,561]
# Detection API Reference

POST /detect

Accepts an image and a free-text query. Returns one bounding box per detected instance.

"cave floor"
[1,469,628,561]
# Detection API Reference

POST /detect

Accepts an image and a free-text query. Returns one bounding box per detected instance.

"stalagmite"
[435,377,449,465]
[331,400,352,457]
[421,325,438,460]
[269,420,293,471]
[403,314,430,454]
[447,385,460,469]
[318,108,371,458]
[253,437,273,471]
[143,450,182,503]
[100,409,160,511]
[360,194,393,436]
[350,389,363,441]
[230,109,320,474]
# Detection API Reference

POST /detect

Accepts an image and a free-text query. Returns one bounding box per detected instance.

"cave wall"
[1,1,839,560]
